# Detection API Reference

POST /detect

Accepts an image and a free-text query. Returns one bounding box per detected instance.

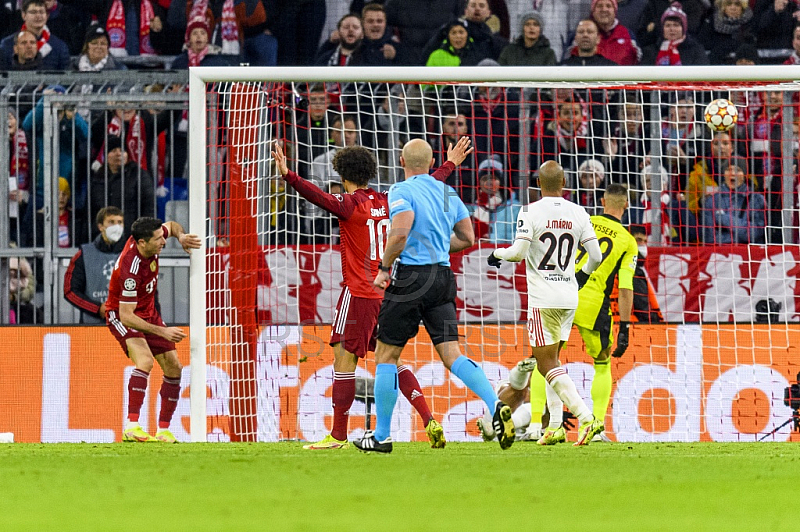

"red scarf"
[655,37,684,66]
[106,0,155,56]
[21,23,52,57]
[10,128,29,191]
[187,46,209,67]
[99,113,148,171]
[220,0,239,54]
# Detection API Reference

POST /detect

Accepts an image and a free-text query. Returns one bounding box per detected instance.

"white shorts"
[527,307,575,347]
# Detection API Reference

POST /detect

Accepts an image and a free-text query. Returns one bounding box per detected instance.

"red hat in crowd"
[591,0,618,12]
[661,2,688,33]
[186,16,210,42]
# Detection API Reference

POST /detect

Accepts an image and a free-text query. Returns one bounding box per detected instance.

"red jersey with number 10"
[105,224,169,319]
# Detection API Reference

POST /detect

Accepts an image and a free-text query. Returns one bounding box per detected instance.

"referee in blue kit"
[354,138,515,453]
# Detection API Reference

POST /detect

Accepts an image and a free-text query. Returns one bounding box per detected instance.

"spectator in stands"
[310,114,359,188]
[357,3,404,66]
[589,0,641,65]
[750,90,785,241]
[426,19,485,66]
[147,0,196,57]
[471,156,515,241]
[506,1,580,61]
[637,0,709,49]
[700,0,755,64]
[7,256,42,325]
[171,15,236,68]
[754,0,799,51]
[8,110,29,246]
[685,132,735,216]
[64,206,125,323]
[369,84,409,186]
[561,19,618,66]
[31,177,85,248]
[42,0,89,55]
[9,29,43,71]
[73,23,126,71]
[385,0,461,65]
[22,86,89,248]
[423,0,507,62]
[661,92,704,181]
[316,13,364,65]
[433,111,477,202]
[498,12,557,66]
[470,80,521,188]
[702,159,766,244]
[575,158,607,215]
[641,2,708,65]
[735,42,760,64]
[90,136,155,237]
[635,163,673,241]
[232,0,278,66]
[0,0,70,71]
[273,0,326,65]
[628,225,664,324]
[295,84,334,178]
[604,101,649,190]
[784,24,800,64]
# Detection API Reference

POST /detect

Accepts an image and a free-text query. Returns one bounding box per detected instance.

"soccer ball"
[703,99,738,132]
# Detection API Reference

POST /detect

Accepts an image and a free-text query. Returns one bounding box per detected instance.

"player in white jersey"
[487,160,606,445]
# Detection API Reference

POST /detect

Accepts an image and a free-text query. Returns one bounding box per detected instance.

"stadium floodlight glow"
[189,66,800,443]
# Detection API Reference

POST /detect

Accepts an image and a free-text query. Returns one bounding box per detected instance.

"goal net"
[189,66,800,443]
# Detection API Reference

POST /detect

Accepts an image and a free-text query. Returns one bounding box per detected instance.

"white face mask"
[638,245,648,258]
[105,224,124,243]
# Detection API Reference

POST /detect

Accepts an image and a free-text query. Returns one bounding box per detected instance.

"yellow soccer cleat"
[537,426,567,446]
[425,419,446,449]
[574,417,605,446]
[155,429,178,443]
[302,434,350,450]
[123,424,157,443]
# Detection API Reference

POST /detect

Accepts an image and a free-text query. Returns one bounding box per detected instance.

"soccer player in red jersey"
[272,137,474,450]
[105,217,201,442]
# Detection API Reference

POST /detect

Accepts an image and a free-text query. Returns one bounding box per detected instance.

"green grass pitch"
[1,442,798,531]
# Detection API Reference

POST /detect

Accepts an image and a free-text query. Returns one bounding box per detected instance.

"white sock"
[125,420,140,430]
[545,381,564,429]
[527,422,542,436]
[511,405,531,429]
[508,366,531,391]
[482,412,494,436]
[545,367,592,425]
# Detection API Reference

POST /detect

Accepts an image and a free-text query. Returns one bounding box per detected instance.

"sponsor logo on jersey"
[150,261,156,272]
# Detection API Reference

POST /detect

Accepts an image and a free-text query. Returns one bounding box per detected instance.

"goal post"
[189,66,800,443]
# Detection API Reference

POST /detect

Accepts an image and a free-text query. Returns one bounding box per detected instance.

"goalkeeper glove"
[487,251,502,269]
[575,269,590,289]
[611,321,630,358]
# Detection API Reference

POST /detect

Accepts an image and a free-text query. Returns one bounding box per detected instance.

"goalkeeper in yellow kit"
[531,183,638,444]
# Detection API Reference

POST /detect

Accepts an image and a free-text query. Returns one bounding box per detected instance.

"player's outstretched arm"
[490,238,531,265]
[271,141,352,219]
[164,220,201,254]
[431,136,474,183]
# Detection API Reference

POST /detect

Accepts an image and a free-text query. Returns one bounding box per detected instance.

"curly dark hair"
[332,146,377,187]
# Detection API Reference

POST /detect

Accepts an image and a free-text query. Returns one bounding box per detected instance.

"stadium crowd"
[3,0,800,324]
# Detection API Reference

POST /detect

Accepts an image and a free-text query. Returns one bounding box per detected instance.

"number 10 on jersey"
[367,218,390,260]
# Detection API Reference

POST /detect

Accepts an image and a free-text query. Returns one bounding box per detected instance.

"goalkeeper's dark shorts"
[377,263,459,348]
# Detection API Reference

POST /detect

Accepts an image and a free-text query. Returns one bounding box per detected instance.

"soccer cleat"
[353,431,393,454]
[517,424,542,442]
[425,419,446,449]
[591,431,613,443]
[476,416,495,442]
[155,429,178,443]
[302,434,350,450]
[492,402,515,450]
[537,426,567,446]
[516,357,538,373]
[122,424,157,443]
[574,417,605,446]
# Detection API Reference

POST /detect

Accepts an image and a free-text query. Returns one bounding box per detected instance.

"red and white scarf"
[188,0,240,55]
[10,127,29,191]
[97,113,148,171]
[21,23,52,57]
[655,37,685,66]
[106,0,155,57]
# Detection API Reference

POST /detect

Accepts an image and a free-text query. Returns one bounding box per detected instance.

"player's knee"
[135,357,155,373]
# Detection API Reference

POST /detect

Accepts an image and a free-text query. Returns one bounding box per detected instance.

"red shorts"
[329,287,380,358]
[106,309,176,357]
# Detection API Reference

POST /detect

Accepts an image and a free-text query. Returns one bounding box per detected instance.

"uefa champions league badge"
[108,28,125,49]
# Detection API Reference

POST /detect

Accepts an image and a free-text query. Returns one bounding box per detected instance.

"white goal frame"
[187,65,800,442]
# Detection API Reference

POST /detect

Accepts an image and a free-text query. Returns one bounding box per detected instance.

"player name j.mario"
[545,219,572,229]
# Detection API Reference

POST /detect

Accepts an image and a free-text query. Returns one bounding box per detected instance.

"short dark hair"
[362,3,385,17]
[605,183,628,197]
[332,146,377,187]
[22,0,46,12]
[331,113,358,130]
[96,205,124,226]
[629,225,647,237]
[131,217,163,243]
[337,13,361,30]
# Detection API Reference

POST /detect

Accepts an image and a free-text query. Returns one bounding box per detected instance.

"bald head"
[401,138,434,176]
[538,160,565,194]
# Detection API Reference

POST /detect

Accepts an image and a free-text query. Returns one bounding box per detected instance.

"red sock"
[127,369,149,423]
[398,365,433,426]
[331,372,355,441]
[158,376,181,429]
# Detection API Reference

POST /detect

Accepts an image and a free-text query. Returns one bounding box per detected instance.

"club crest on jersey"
[124,278,136,291]
[150,262,156,272]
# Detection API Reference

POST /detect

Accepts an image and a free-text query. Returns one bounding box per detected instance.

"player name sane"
[545,219,572,229]
[370,206,387,217]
